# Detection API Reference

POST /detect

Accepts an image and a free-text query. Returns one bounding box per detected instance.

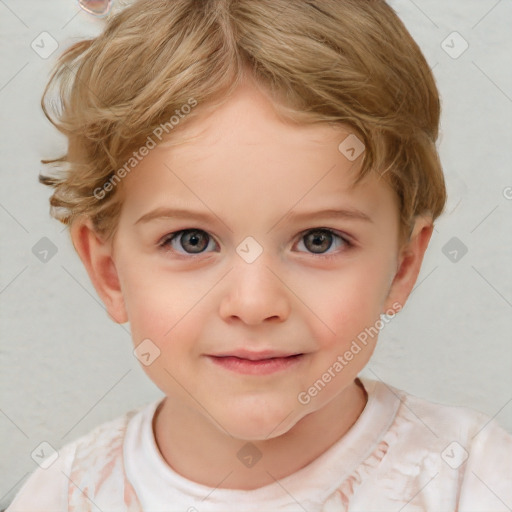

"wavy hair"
[40,0,447,246]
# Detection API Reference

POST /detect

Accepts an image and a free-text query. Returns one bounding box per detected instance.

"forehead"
[119,80,398,228]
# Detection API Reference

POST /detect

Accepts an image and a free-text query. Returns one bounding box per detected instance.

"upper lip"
[208,349,303,361]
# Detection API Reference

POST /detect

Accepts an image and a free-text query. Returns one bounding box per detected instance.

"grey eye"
[302,230,334,254]
[295,228,350,257]
[178,230,210,253]
[162,229,214,254]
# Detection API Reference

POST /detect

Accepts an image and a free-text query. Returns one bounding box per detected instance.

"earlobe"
[70,218,128,324]
[382,216,434,314]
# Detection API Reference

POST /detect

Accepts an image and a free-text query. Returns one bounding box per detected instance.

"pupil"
[183,230,208,253]
[306,231,332,253]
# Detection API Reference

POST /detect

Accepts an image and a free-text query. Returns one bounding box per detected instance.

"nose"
[218,258,291,326]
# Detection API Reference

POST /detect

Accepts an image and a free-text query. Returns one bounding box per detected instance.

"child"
[8,0,512,510]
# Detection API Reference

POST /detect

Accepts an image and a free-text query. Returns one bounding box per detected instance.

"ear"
[70,218,128,324]
[382,215,434,314]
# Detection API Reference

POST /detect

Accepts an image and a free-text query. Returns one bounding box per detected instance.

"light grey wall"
[1,0,511,507]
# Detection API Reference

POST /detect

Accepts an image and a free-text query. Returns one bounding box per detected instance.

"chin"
[216,400,302,441]
[226,422,293,442]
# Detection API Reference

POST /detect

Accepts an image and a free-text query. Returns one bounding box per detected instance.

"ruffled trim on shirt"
[68,408,144,512]
[321,437,391,511]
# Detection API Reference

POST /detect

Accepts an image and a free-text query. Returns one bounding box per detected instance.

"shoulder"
[373,380,512,508]
[6,440,75,512]
[6,403,148,512]
[389,381,511,447]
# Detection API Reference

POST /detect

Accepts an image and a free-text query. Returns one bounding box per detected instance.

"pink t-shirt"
[7,377,512,511]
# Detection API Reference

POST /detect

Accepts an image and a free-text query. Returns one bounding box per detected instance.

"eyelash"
[157,228,354,260]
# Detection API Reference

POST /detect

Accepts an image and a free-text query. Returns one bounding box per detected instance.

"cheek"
[123,274,206,394]
[311,263,393,344]
[118,265,211,361]
[115,262,180,342]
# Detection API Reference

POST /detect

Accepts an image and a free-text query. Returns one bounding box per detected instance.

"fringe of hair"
[40,0,446,246]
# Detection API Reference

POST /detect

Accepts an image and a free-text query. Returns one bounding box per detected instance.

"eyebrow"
[283,208,373,223]
[135,207,219,225]
[134,206,373,225]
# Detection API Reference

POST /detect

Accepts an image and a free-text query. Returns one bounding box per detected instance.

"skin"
[71,76,433,490]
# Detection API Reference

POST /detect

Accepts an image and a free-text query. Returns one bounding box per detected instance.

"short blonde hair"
[40,0,446,247]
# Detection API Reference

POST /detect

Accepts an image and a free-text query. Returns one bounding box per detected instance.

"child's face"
[82,81,424,440]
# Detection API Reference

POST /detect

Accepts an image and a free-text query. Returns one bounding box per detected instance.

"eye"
[294,228,352,257]
[159,229,218,255]
[158,228,352,258]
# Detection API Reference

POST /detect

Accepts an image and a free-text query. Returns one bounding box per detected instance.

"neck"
[153,379,367,490]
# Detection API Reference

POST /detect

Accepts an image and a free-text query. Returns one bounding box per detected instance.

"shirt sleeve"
[458,418,512,511]
[6,442,75,512]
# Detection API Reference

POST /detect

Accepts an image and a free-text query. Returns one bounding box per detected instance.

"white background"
[0,0,511,507]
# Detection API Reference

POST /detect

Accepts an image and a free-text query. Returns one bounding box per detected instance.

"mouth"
[211,349,303,360]
[206,352,305,375]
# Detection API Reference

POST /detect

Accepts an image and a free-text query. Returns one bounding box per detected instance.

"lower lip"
[207,354,304,375]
